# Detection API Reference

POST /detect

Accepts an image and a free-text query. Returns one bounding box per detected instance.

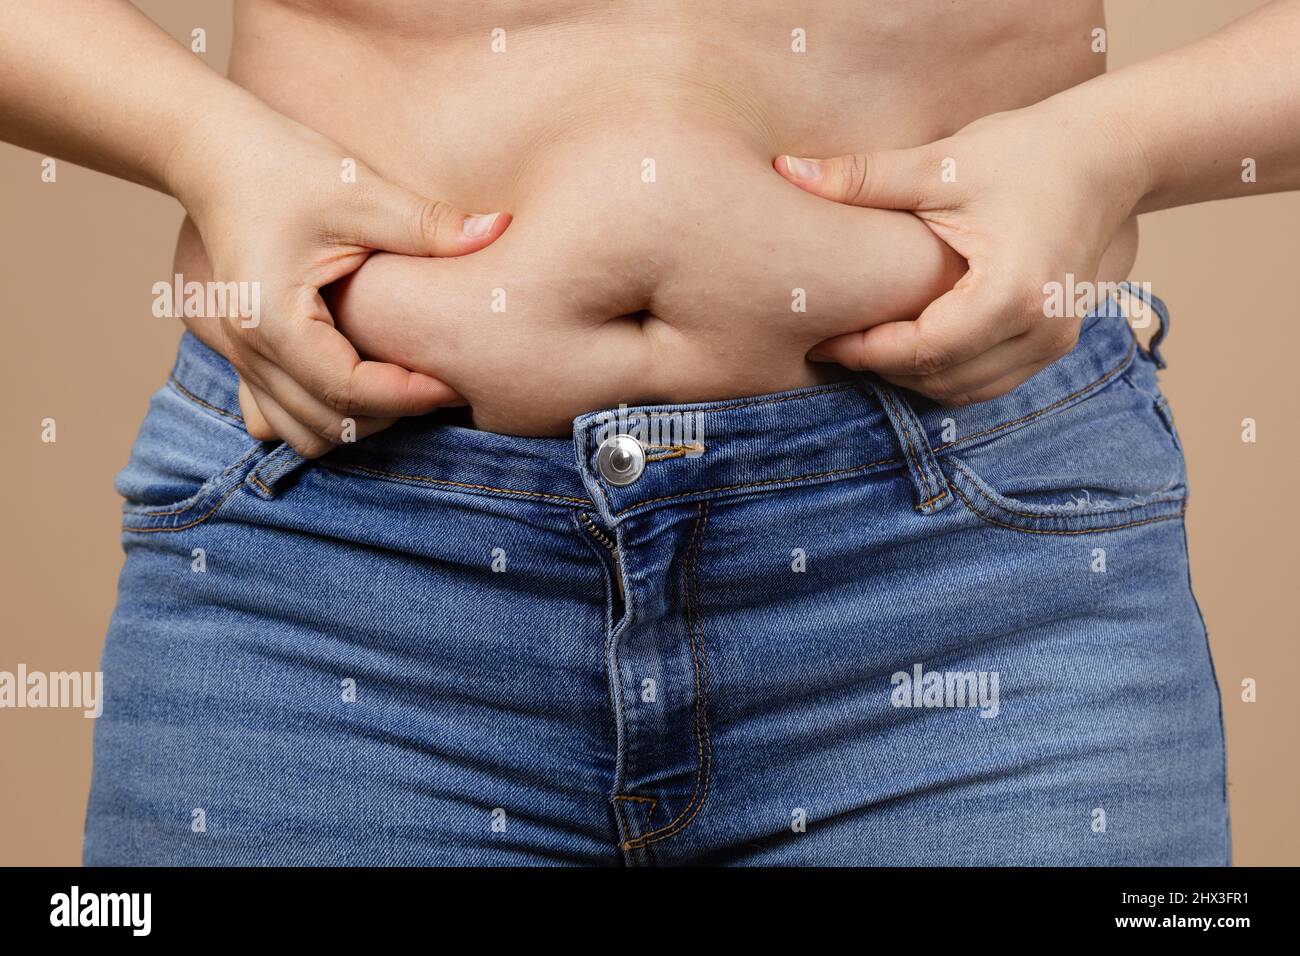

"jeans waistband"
[168,293,1158,526]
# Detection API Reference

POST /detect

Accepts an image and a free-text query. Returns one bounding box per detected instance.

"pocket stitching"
[121,482,248,534]
[166,375,244,428]
[947,478,1186,535]
[120,445,265,533]
[933,334,1136,457]
[121,444,262,516]
[945,458,1187,535]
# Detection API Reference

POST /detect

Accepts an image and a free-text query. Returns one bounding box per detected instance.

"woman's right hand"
[166,98,510,456]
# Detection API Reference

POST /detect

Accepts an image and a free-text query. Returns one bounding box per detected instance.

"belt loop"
[865,378,953,515]
[245,442,310,499]
[1120,281,1170,369]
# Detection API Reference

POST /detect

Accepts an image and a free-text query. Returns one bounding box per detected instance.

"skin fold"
[3,0,1298,451]
[272,121,967,434]
[178,0,1114,436]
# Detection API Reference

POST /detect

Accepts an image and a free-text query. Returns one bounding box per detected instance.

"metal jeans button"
[595,434,645,486]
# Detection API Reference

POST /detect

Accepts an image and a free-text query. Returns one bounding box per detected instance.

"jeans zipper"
[580,512,624,605]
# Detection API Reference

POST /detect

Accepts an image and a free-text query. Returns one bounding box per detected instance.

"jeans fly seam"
[611,796,659,865]
[580,512,637,851]
[623,502,712,851]
[612,795,658,828]
[574,512,626,632]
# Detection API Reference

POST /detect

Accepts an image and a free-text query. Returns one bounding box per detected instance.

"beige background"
[1,1,1296,865]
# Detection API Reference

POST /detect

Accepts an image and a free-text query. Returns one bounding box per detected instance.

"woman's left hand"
[775,100,1150,405]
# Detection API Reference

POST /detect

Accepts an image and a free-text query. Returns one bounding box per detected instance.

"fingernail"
[783,156,822,182]
[462,212,500,238]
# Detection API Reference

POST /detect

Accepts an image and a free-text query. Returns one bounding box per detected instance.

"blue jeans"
[84,294,1229,866]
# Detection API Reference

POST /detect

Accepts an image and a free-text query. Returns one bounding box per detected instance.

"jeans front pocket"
[117,379,269,533]
[941,354,1189,535]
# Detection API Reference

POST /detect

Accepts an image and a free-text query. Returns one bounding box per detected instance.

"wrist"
[1035,78,1154,220]
[162,86,283,217]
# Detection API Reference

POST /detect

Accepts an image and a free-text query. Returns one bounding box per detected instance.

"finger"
[900,358,1057,408]
[238,380,277,441]
[807,271,1036,376]
[268,312,464,418]
[243,379,401,457]
[253,360,403,444]
[243,380,336,459]
[345,173,511,257]
[885,330,1063,405]
[774,147,939,210]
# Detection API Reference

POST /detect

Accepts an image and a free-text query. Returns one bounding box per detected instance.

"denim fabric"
[84,294,1229,866]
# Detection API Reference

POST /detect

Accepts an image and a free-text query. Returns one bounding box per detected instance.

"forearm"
[1050,0,1300,214]
[0,0,257,196]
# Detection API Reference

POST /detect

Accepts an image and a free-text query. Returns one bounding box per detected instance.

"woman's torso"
[178,0,1137,434]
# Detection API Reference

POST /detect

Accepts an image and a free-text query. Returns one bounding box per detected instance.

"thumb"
[806,269,1009,376]
[238,379,278,441]
[775,147,937,210]
[351,179,511,257]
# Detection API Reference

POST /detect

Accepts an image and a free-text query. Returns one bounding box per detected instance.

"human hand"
[166,97,510,455]
[775,100,1149,404]
[318,131,966,436]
